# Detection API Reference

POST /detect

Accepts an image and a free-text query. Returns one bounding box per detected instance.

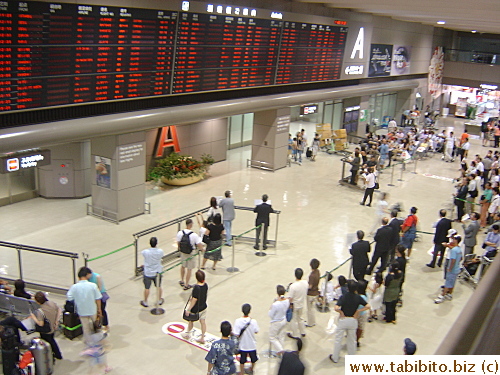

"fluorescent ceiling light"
[437,21,446,25]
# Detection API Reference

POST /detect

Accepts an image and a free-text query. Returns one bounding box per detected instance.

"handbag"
[183,294,200,322]
[202,234,211,245]
[35,310,51,333]
[374,174,380,190]
[101,292,110,303]
[286,306,293,322]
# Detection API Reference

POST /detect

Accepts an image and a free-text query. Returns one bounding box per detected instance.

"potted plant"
[149,153,215,186]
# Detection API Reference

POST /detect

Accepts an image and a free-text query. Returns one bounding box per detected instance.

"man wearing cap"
[427,209,452,268]
[435,235,463,304]
[403,338,417,355]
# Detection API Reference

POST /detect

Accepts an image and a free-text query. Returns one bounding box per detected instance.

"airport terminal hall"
[0,0,499,374]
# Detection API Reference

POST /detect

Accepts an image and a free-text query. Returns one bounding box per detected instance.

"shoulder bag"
[374,174,380,190]
[35,309,52,333]
[232,319,252,354]
[183,288,201,322]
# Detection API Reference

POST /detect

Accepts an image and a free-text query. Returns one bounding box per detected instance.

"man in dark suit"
[462,212,480,256]
[426,209,452,268]
[366,217,393,274]
[388,210,402,261]
[254,194,275,250]
[349,230,371,281]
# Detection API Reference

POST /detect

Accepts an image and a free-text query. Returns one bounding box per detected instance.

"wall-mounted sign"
[155,126,181,158]
[391,46,411,75]
[300,105,318,115]
[368,44,393,77]
[344,65,364,75]
[206,4,257,16]
[0,149,51,174]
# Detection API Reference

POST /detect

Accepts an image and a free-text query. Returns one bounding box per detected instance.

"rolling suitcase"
[62,312,82,340]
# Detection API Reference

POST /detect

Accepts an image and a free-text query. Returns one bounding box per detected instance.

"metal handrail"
[0,240,79,291]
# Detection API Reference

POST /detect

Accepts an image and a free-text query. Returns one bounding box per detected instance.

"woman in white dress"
[367,273,384,322]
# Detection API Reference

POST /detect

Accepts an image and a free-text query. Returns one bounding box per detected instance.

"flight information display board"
[0,1,348,112]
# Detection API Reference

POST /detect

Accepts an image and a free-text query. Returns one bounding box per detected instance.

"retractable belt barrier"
[144,224,263,316]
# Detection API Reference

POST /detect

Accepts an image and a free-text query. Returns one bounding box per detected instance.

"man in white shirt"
[445,131,456,162]
[233,303,259,375]
[176,219,203,290]
[388,118,397,133]
[141,237,164,307]
[287,268,309,339]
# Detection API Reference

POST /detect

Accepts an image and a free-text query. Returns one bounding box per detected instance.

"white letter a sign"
[350,27,364,59]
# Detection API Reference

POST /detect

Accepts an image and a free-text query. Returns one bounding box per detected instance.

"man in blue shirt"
[435,235,463,304]
[67,267,102,343]
[205,321,236,375]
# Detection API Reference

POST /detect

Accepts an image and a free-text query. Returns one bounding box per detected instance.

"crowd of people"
[3,121,499,375]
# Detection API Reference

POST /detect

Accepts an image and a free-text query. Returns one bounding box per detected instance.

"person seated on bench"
[13,279,32,299]
[0,279,12,294]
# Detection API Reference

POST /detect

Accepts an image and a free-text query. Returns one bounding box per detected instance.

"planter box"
[161,174,204,186]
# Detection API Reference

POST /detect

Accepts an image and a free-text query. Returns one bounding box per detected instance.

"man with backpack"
[177,219,203,291]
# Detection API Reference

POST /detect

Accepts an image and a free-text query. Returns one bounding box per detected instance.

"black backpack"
[0,326,19,350]
[179,230,194,254]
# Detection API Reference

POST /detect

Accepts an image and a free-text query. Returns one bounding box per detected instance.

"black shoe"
[426,263,435,268]
[366,204,371,207]
[329,354,338,363]
[287,333,298,339]
[253,245,259,250]
[359,202,364,206]
[263,246,268,250]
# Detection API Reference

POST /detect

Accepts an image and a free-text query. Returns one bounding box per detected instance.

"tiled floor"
[0,116,483,374]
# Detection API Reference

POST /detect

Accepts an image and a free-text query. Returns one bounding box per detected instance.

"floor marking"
[162,321,218,352]
[422,173,454,182]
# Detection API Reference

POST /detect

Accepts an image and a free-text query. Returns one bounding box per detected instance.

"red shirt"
[402,214,418,231]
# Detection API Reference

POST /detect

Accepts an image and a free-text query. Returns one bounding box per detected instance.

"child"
[356,280,369,347]
[367,273,384,322]
[318,273,334,307]
[80,323,112,375]
[332,275,347,300]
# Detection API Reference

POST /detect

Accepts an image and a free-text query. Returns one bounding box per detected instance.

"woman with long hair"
[201,213,225,270]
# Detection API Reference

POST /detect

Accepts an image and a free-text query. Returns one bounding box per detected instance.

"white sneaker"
[181,331,191,340]
[434,295,445,304]
[444,293,453,300]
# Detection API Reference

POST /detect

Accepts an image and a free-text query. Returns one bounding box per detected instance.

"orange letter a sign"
[155,126,181,158]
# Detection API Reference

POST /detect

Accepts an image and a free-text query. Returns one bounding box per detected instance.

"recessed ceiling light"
[471,30,477,33]
[437,21,446,25]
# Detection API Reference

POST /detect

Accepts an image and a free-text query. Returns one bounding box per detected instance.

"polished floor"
[0,116,482,374]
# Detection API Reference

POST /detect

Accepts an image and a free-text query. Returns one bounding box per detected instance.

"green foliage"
[149,153,214,180]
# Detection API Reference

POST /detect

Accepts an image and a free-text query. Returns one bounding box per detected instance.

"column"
[251,108,290,170]
[91,132,146,222]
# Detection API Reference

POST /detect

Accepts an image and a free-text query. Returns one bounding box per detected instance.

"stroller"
[458,253,495,288]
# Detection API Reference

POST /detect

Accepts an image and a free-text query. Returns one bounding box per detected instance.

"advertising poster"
[95,156,111,189]
[429,46,444,99]
[368,44,393,77]
[391,46,411,75]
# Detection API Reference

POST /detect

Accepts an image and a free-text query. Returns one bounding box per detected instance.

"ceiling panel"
[294,0,500,34]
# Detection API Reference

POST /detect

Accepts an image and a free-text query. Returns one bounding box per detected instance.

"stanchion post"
[227,237,239,273]
[348,258,353,279]
[134,236,139,276]
[83,253,89,268]
[150,272,165,315]
[413,157,418,174]
[388,163,395,186]
[398,162,404,181]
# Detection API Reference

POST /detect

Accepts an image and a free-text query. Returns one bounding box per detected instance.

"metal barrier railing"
[0,241,79,293]
[132,206,281,276]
